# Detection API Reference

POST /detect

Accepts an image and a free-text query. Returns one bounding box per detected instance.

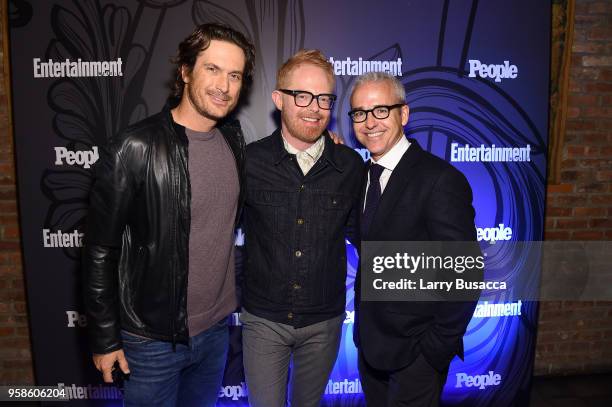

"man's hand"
[328,130,345,145]
[93,349,130,383]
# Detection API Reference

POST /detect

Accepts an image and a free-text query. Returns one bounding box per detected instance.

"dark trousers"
[358,351,449,407]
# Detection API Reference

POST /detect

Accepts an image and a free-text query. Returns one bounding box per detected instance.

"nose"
[215,75,230,93]
[364,111,377,128]
[307,98,320,112]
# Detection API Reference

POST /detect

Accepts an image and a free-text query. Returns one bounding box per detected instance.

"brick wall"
[0,0,610,385]
[535,0,612,375]
[0,2,35,385]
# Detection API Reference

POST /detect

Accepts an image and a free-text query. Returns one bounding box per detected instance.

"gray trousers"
[240,309,344,407]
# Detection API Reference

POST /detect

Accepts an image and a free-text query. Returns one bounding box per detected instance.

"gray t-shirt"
[185,127,239,337]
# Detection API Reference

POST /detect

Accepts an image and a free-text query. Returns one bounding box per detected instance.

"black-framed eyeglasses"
[348,104,405,123]
[278,89,337,110]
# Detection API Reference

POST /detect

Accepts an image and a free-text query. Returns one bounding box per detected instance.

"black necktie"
[362,164,385,236]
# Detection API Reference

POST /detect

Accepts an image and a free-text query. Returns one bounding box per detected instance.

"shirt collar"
[282,131,325,162]
[371,135,410,171]
[272,129,343,172]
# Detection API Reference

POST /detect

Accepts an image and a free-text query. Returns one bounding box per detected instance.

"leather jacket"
[83,104,246,354]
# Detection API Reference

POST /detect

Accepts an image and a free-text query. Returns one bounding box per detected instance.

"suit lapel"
[365,140,424,238]
[358,160,370,218]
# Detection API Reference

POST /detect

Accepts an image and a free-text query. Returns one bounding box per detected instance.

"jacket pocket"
[316,193,351,211]
[249,189,287,206]
[248,189,289,236]
[315,193,352,238]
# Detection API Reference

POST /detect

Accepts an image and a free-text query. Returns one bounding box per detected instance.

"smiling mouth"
[301,117,321,123]
[208,91,230,104]
[364,131,384,138]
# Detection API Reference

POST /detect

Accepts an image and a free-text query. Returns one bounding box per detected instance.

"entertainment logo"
[57,383,122,400]
[328,57,403,76]
[450,143,531,162]
[34,58,123,78]
[43,229,83,248]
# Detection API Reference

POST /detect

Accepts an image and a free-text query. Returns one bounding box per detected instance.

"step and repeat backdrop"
[9,0,550,405]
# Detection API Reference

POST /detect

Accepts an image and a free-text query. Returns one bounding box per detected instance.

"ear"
[272,90,283,110]
[401,104,409,126]
[181,65,190,84]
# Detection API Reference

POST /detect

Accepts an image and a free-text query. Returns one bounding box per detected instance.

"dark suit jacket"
[355,138,480,372]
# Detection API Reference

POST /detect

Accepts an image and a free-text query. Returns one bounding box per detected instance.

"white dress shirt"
[364,136,411,210]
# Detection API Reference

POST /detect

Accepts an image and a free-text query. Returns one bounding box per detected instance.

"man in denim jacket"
[240,49,363,407]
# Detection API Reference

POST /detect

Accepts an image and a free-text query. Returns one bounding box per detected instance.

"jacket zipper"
[170,119,189,351]
[221,129,244,227]
[171,139,178,351]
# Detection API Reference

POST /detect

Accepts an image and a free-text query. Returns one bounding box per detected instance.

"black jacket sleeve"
[82,137,138,354]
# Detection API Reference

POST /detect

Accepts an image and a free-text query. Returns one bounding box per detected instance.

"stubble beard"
[282,110,328,144]
[187,85,233,123]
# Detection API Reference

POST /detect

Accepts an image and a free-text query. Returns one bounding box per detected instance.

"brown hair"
[171,23,255,99]
[276,49,334,89]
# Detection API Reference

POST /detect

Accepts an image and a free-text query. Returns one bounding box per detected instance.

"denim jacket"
[242,129,364,327]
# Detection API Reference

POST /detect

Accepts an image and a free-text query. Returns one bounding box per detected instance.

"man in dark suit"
[350,72,479,406]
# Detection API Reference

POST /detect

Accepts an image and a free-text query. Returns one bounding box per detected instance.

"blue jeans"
[121,319,229,407]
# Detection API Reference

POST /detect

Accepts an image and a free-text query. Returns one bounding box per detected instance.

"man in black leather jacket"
[82,23,254,406]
